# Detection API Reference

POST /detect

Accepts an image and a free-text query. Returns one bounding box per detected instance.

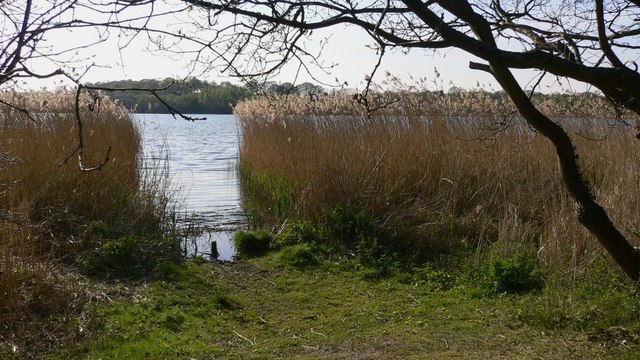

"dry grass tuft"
[235,91,640,275]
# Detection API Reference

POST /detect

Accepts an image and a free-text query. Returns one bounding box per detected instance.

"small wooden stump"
[210,240,220,260]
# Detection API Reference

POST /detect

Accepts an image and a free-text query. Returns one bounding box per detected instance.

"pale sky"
[23,2,588,94]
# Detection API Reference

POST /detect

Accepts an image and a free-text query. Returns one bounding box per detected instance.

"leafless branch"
[58,86,112,172]
[84,82,206,121]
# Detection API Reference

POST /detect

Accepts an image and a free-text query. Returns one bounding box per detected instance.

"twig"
[233,330,256,346]
[0,98,38,123]
[84,82,206,121]
[408,294,421,305]
[309,328,327,337]
[262,278,278,287]
[58,86,111,172]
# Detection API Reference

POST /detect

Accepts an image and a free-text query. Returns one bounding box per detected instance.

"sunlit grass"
[49,256,640,359]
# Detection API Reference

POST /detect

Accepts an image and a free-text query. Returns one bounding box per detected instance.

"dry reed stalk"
[235,92,640,274]
[0,90,173,356]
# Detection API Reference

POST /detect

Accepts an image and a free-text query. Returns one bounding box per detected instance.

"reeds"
[0,90,175,356]
[235,91,640,275]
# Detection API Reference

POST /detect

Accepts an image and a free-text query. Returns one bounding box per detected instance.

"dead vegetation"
[0,90,174,357]
[235,91,640,274]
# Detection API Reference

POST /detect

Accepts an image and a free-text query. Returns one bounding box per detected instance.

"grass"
[0,90,179,357]
[233,229,273,258]
[234,91,640,278]
[47,252,640,359]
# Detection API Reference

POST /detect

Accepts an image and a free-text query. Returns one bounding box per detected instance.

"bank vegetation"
[0,91,179,357]
[235,91,640,279]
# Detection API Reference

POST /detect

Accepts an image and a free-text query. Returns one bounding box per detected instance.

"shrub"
[328,206,377,245]
[233,230,273,257]
[488,255,544,294]
[411,263,455,291]
[235,93,640,276]
[278,244,319,269]
[0,90,177,356]
[274,220,327,248]
[75,236,148,278]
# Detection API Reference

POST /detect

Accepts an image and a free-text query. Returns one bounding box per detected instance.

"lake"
[134,114,245,260]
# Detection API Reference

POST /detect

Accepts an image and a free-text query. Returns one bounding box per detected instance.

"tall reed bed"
[0,91,176,356]
[235,92,640,275]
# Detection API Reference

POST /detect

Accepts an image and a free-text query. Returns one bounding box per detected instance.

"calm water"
[134,114,245,260]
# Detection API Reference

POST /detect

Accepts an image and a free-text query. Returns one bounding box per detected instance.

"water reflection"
[134,114,245,260]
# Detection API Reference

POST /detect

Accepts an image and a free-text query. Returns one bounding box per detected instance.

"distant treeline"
[89,77,611,116]
[88,78,326,114]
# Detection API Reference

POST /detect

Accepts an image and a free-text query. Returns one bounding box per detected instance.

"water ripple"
[134,114,244,260]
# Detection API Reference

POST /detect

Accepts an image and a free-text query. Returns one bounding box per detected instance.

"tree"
[174,0,640,281]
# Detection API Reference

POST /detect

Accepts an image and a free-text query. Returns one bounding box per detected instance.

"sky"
[23,2,589,94]
[78,33,498,91]
[31,24,491,92]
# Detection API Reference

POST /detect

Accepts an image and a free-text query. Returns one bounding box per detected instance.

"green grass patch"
[487,255,545,294]
[44,254,640,359]
[278,243,320,269]
[233,229,273,258]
